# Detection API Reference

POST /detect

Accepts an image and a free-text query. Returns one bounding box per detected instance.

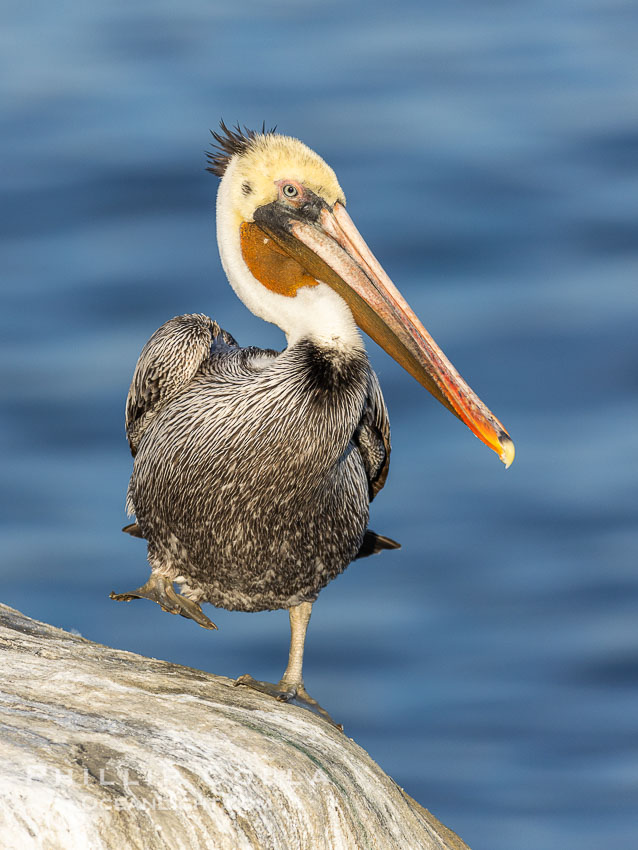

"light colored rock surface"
[0,603,469,850]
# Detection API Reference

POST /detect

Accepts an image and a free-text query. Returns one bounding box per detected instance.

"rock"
[0,603,469,850]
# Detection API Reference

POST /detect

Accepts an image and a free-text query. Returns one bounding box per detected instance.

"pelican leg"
[234,602,342,730]
[110,574,217,630]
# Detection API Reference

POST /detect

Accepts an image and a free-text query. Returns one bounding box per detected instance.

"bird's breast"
[134,338,370,491]
[127,337,373,608]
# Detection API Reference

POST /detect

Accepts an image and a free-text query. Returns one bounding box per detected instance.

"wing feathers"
[352,369,391,501]
[125,314,231,455]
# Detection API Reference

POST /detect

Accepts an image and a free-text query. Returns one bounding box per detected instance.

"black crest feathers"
[206,120,277,177]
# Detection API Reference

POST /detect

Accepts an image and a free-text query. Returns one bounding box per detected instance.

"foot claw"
[233,674,295,701]
[110,575,217,630]
[173,594,218,630]
[234,674,342,730]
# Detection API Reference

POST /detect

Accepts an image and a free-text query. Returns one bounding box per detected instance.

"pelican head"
[208,123,514,467]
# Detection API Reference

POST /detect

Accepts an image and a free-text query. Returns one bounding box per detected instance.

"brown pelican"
[112,123,514,726]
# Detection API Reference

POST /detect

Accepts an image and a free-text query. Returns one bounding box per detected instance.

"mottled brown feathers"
[206,120,277,177]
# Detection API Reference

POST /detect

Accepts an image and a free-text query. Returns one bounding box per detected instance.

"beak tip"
[498,433,515,469]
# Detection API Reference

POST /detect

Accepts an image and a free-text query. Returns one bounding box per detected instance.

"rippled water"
[2,3,637,848]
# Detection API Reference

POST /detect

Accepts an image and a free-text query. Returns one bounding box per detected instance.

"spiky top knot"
[206,120,277,177]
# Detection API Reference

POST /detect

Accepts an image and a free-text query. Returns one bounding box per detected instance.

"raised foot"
[110,574,217,630]
[234,674,343,731]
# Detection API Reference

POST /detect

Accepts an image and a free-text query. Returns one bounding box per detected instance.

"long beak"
[256,201,514,467]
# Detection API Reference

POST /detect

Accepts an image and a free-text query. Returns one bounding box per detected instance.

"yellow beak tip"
[499,434,515,469]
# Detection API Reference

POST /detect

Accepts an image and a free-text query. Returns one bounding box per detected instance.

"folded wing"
[125,314,236,455]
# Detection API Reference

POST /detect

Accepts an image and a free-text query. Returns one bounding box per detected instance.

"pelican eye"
[282,184,298,199]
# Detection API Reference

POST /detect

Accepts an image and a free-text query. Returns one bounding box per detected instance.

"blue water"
[2,2,637,847]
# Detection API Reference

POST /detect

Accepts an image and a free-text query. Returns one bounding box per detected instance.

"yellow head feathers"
[208,123,345,226]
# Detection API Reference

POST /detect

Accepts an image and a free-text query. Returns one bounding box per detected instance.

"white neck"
[216,159,364,352]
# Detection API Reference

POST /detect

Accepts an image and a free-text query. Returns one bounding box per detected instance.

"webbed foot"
[234,674,342,730]
[110,574,217,630]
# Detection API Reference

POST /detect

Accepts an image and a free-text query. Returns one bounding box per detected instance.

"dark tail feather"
[355,529,401,560]
[122,522,144,538]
